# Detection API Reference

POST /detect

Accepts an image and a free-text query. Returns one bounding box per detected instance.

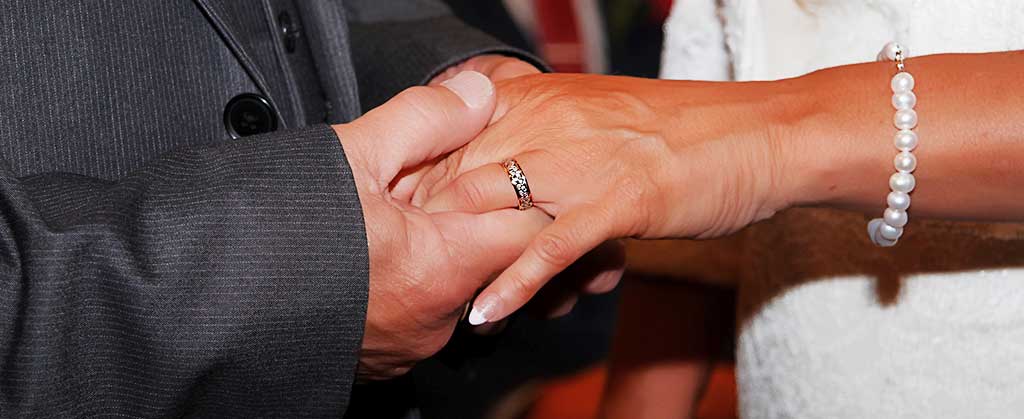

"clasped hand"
[339,66,789,381]
[415,73,790,327]
[335,66,624,381]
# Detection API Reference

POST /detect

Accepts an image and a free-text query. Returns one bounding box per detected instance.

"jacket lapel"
[294,1,362,123]
[194,0,296,128]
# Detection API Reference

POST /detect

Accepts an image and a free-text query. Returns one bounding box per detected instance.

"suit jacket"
[0,1,539,417]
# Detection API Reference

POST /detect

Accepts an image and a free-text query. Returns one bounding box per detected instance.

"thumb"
[343,71,496,186]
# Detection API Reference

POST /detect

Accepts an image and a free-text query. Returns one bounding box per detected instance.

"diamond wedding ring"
[501,159,533,211]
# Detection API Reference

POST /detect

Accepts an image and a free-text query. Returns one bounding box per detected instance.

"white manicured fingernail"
[467,307,488,326]
[441,71,493,109]
[470,294,503,326]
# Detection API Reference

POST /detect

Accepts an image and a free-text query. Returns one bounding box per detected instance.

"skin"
[344,56,622,381]
[429,54,545,87]
[336,70,554,381]
[424,56,627,325]
[419,50,1024,325]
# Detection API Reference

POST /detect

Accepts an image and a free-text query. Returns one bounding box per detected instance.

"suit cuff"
[222,124,369,412]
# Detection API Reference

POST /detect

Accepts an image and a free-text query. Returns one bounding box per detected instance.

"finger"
[422,163,516,213]
[408,111,523,207]
[523,272,580,318]
[350,71,496,182]
[423,151,565,214]
[528,241,623,318]
[389,158,439,202]
[430,56,540,85]
[529,241,624,318]
[582,241,626,294]
[553,240,627,295]
[585,267,625,294]
[467,207,616,325]
[488,59,541,82]
[546,294,579,319]
[431,208,552,297]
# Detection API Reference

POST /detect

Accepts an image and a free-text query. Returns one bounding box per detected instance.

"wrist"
[605,77,801,237]
[760,78,827,212]
[653,79,809,225]
[776,62,898,213]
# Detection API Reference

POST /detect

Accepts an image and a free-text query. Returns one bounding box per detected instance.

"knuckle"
[396,85,434,103]
[534,232,577,268]
[452,176,489,211]
[394,87,449,130]
[616,172,651,205]
[615,141,669,236]
[506,273,539,302]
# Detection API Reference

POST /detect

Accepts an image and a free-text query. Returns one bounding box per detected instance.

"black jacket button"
[224,93,278,139]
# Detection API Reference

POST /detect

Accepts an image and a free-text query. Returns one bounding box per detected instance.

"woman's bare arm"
[779,51,1024,220]
[420,51,1024,324]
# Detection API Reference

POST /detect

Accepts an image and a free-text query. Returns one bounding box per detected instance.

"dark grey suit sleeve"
[0,125,367,417]
[343,0,547,111]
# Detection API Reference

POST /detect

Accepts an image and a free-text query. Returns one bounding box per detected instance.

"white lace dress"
[662,1,1024,418]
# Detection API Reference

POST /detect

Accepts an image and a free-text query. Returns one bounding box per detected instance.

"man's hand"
[386,56,540,203]
[334,71,550,380]
[430,55,542,86]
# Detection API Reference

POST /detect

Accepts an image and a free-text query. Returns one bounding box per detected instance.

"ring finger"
[423,151,567,215]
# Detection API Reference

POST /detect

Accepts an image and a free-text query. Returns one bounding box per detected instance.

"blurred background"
[418,1,736,418]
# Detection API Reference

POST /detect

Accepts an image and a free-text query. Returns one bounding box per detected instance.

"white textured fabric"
[662,1,1024,418]
[664,0,1024,81]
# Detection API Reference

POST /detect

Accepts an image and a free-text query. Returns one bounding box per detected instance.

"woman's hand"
[403,64,627,326]
[416,73,798,324]
[337,71,553,379]
[417,52,1024,325]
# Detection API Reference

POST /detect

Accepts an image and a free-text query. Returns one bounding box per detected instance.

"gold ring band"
[501,159,533,211]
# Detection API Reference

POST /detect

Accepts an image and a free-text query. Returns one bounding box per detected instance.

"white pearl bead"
[891,72,915,93]
[894,130,918,151]
[887,191,911,210]
[892,91,917,110]
[884,208,909,227]
[879,222,904,241]
[879,42,905,62]
[867,218,897,246]
[894,151,917,173]
[890,172,916,193]
[894,109,918,130]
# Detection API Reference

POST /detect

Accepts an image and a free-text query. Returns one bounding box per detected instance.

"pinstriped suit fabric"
[0,0,534,416]
[3,126,367,417]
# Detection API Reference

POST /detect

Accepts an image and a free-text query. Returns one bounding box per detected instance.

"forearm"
[1,126,367,415]
[777,51,1024,221]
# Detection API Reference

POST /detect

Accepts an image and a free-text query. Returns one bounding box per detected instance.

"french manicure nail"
[467,307,488,326]
[441,71,493,109]
[467,294,501,325]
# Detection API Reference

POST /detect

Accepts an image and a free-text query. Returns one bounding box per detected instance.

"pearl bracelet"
[868,42,917,247]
